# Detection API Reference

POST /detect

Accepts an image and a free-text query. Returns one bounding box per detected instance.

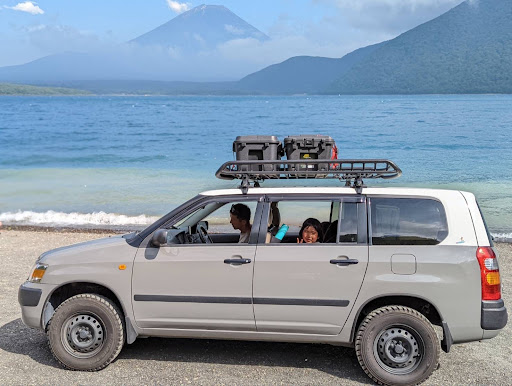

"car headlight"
[28,263,48,283]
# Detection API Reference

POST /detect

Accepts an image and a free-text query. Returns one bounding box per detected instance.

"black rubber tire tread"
[46,294,125,371]
[355,305,440,386]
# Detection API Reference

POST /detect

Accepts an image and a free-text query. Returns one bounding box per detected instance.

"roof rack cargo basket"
[216,159,402,193]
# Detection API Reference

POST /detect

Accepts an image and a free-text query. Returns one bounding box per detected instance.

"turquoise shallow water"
[0,95,511,238]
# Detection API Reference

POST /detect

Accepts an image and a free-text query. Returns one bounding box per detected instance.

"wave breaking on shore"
[0,210,159,230]
[1,210,511,242]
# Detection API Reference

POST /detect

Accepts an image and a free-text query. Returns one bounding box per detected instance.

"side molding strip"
[254,298,349,307]
[134,295,252,304]
[134,295,349,307]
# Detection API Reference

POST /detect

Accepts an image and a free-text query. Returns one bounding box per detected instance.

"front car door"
[252,195,368,335]
[132,195,264,331]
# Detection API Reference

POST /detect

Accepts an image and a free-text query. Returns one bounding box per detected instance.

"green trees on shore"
[0,83,90,96]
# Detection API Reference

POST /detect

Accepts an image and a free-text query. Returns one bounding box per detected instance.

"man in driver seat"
[230,204,252,243]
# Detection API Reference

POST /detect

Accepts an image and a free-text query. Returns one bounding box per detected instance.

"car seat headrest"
[268,202,281,235]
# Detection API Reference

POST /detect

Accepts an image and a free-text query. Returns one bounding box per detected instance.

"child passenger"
[297,218,323,243]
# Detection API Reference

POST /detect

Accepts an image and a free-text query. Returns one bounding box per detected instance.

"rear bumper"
[481,299,508,330]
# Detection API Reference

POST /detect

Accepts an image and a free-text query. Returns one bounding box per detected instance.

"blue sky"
[0,0,465,68]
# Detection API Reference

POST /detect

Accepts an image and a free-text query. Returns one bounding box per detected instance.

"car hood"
[38,235,130,264]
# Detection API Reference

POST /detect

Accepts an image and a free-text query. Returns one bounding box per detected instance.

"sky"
[0,0,466,70]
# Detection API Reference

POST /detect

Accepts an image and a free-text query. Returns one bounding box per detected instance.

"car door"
[132,196,264,331]
[252,195,368,335]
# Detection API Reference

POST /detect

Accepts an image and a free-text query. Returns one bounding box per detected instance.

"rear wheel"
[355,305,439,385]
[47,294,125,371]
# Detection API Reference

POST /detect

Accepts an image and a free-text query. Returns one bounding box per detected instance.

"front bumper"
[18,285,42,306]
[481,299,508,330]
[18,282,57,329]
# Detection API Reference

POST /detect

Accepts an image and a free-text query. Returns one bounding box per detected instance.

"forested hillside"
[328,0,512,94]
[237,43,383,94]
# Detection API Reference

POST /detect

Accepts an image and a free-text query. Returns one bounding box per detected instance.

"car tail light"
[476,247,501,300]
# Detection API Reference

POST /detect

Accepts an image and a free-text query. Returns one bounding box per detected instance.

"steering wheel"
[197,223,213,244]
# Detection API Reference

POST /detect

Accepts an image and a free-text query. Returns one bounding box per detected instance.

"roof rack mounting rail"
[215,159,402,194]
[239,175,260,194]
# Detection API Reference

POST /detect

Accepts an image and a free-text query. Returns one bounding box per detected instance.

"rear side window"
[339,202,358,243]
[370,198,448,245]
[266,200,338,243]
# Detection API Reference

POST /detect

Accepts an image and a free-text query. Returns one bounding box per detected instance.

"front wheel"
[355,305,440,385]
[47,294,125,371]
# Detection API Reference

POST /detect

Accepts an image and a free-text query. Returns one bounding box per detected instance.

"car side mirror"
[152,229,169,247]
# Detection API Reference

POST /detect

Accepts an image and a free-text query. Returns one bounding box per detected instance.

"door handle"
[330,258,359,266]
[224,258,252,265]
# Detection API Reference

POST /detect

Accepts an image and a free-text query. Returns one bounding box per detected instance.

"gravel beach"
[0,229,510,385]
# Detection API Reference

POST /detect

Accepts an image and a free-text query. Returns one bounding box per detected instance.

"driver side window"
[203,201,257,243]
[170,200,259,245]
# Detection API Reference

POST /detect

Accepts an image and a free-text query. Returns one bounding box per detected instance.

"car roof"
[199,186,472,200]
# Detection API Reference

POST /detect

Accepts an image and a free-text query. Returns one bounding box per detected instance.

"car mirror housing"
[152,229,169,247]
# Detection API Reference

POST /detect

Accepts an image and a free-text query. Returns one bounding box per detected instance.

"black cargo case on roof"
[233,135,283,172]
[284,135,335,172]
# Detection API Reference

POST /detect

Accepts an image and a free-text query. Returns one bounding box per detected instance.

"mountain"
[237,43,384,94]
[328,0,512,94]
[0,5,269,84]
[0,52,147,83]
[131,4,269,52]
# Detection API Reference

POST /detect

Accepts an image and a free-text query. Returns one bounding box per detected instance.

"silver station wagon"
[19,156,508,386]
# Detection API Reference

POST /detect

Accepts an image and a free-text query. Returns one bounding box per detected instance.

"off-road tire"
[355,305,440,386]
[47,294,125,371]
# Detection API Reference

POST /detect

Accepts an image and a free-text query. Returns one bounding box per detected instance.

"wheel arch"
[43,281,126,330]
[350,294,444,343]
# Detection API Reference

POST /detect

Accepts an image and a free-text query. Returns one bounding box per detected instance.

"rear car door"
[252,195,368,335]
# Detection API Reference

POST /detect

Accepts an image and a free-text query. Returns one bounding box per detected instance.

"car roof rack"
[215,159,402,194]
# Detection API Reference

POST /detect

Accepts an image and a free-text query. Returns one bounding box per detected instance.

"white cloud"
[217,36,346,69]
[19,24,117,56]
[313,0,463,34]
[192,33,205,44]
[166,1,190,14]
[322,0,461,11]
[224,24,246,36]
[6,1,44,15]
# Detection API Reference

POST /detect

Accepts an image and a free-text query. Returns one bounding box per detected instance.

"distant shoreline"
[2,92,512,97]
[0,82,91,96]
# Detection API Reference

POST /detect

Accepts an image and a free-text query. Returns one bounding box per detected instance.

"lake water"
[1,95,511,240]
